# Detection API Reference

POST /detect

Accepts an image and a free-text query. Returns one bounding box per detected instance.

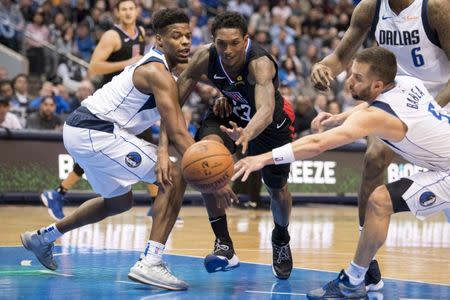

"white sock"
[359,225,376,261]
[143,240,165,265]
[345,261,368,285]
[40,224,63,243]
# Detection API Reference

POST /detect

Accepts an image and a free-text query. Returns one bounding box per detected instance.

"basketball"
[181,140,234,193]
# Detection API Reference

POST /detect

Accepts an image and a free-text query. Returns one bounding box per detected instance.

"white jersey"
[371,76,450,171]
[372,0,450,97]
[82,47,169,135]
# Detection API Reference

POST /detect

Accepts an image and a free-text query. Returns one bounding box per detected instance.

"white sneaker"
[20,229,57,270]
[128,259,188,291]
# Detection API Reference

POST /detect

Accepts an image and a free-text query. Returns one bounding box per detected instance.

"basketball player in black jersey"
[41,0,147,220]
[89,0,145,87]
[160,12,296,279]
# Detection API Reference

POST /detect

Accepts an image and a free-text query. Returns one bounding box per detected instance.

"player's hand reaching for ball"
[212,185,239,209]
[220,121,250,154]
[232,156,265,182]
[311,63,334,91]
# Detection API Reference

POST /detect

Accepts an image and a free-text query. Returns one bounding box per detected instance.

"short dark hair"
[114,0,136,10]
[354,47,397,84]
[12,73,27,87]
[0,96,9,106]
[211,12,248,38]
[152,8,189,34]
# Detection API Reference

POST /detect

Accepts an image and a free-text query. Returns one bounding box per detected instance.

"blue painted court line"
[1,246,448,299]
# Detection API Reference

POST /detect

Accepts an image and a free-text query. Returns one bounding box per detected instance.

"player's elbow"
[311,137,328,156]
[88,64,100,76]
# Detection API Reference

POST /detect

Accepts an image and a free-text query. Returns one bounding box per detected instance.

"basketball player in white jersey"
[310,0,450,290]
[20,8,194,290]
[232,47,450,299]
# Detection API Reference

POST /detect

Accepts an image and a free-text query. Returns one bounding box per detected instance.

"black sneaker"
[272,233,293,279]
[307,270,367,300]
[365,260,384,291]
[204,238,239,273]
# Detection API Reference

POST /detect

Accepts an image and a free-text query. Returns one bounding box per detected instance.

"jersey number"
[428,103,450,123]
[232,100,251,122]
[411,47,425,67]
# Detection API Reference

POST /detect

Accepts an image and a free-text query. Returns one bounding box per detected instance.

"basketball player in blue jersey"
[310,0,450,291]
[159,12,296,279]
[233,47,450,299]
[21,8,194,290]
[41,0,147,220]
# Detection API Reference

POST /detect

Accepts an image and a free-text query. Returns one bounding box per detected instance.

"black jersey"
[207,40,287,127]
[101,25,145,85]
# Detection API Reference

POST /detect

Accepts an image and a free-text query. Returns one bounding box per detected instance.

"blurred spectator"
[26,95,62,130]
[0,0,25,51]
[227,0,253,18]
[293,94,317,137]
[73,0,90,23]
[0,96,22,129]
[313,93,328,113]
[190,16,204,53]
[279,84,295,105]
[188,0,208,27]
[10,73,30,108]
[57,55,88,93]
[300,44,320,80]
[253,31,270,50]
[29,81,70,114]
[327,100,341,115]
[74,21,95,61]
[0,80,14,100]
[67,79,94,111]
[279,57,299,89]
[0,66,8,80]
[24,10,49,77]
[182,105,197,137]
[271,0,292,24]
[248,1,270,36]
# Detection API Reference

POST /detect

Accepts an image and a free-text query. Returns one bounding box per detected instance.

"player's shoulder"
[351,0,379,25]
[427,0,450,23]
[99,29,121,44]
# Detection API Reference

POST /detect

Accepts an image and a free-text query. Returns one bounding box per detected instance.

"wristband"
[272,143,295,165]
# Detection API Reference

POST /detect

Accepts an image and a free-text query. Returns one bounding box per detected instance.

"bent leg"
[358,136,395,226]
[56,190,133,234]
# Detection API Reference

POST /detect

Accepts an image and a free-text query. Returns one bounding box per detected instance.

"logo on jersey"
[125,152,142,168]
[235,75,245,86]
[214,74,226,80]
[381,15,392,20]
[419,191,436,207]
[378,29,419,46]
[222,90,248,104]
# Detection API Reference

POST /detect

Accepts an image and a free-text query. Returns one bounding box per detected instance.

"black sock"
[272,222,290,244]
[209,215,232,245]
[56,184,67,195]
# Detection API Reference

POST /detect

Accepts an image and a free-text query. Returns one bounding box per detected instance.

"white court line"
[245,290,306,296]
[39,270,73,277]
[54,253,71,257]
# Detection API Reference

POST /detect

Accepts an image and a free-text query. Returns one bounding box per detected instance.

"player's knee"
[105,192,133,215]
[367,186,392,217]
[267,184,289,201]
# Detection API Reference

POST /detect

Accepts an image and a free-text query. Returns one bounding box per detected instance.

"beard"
[351,85,372,101]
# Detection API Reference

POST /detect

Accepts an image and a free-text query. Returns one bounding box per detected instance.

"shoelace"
[213,241,230,254]
[274,244,290,264]
[150,262,179,281]
[44,243,54,260]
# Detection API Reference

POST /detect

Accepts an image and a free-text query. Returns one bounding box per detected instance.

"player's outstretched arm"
[233,108,403,182]
[429,0,450,107]
[311,0,376,90]
[177,45,210,106]
[134,62,195,155]
[88,30,141,76]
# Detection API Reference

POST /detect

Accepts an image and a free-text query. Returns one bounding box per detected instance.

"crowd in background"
[0,0,370,139]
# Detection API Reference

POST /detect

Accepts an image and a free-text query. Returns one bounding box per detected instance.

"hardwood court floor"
[2,204,449,285]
